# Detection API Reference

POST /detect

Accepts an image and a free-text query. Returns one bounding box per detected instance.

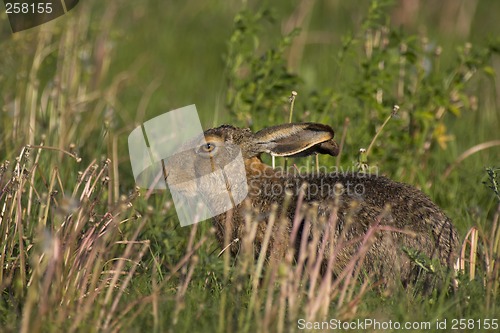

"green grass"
[1,0,500,332]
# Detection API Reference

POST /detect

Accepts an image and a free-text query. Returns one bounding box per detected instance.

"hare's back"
[294,172,452,231]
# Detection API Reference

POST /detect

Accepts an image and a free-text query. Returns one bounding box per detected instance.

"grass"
[1,0,500,332]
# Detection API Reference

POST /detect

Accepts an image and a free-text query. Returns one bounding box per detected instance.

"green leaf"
[483,66,496,77]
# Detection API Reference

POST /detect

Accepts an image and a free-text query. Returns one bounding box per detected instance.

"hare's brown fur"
[169,123,459,287]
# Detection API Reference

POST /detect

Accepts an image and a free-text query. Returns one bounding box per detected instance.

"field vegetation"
[1,1,499,332]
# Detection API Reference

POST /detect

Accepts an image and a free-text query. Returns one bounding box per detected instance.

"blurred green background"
[1,1,500,331]
[3,0,500,125]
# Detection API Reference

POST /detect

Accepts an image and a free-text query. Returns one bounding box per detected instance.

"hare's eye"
[197,142,217,155]
[203,143,214,152]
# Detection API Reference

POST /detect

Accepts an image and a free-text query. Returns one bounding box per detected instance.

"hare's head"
[201,122,339,159]
[165,123,340,192]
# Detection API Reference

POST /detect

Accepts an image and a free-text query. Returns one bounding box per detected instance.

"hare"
[166,123,459,288]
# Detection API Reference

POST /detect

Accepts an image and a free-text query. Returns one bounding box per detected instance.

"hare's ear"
[254,123,339,157]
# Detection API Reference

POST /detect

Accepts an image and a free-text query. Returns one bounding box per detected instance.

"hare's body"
[213,169,458,286]
[167,123,459,287]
